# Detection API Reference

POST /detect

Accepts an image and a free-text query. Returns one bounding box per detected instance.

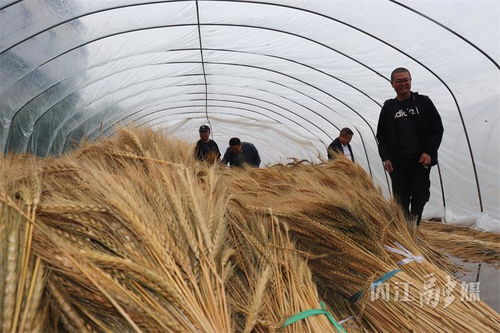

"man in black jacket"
[327,127,355,162]
[376,68,443,225]
[194,125,220,163]
[221,137,261,168]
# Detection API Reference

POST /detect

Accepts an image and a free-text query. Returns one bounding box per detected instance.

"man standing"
[221,137,261,168]
[327,127,355,162]
[194,125,220,163]
[376,67,443,225]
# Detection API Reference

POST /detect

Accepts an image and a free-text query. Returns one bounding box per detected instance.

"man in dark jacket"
[221,137,261,168]
[327,127,355,162]
[194,125,220,163]
[376,67,443,225]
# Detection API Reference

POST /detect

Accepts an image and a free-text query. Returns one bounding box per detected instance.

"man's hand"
[419,153,431,166]
[383,160,393,173]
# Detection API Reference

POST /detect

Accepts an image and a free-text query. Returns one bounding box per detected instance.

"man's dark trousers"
[390,158,431,225]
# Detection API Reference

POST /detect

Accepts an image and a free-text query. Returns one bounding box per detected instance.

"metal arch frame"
[30,59,388,188]
[136,102,374,178]
[93,85,202,136]
[112,99,327,145]
[195,94,340,138]
[11,41,376,148]
[2,49,204,141]
[1,21,387,94]
[4,80,66,153]
[81,104,285,145]
[95,92,336,142]
[40,60,378,152]
[183,47,383,106]
[0,0,22,11]
[1,3,483,207]
[3,0,495,69]
[90,89,373,178]
[135,109,320,155]
[66,77,341,143]
[10,45,383,155]
[130,110,257,128]
[38,82,320,153]
[22,83,204,155]
[203,0,499,69]
[140,113,323,165]
[0,0,193,54]
[62,109,274,153]
[25,53,379,159]
[4,78,205,154]
[204,62,385,175]
[351,125,372,179]
[0,1,488,210]
[55,71,197,118]
[139,110,272,126]
[203,25,483,213]
[3,15,450,202]
[1,17,387,145]
[18,53,457,211]
[194,0,212,131]
[4,61,205,152]
[133,104,298,128]
[145,115,371,168]
[130,111,266,130]
[202,2,480,211]
[90,88,374,178]
[75,75,375,178]
[389,0,499,69]
[135,99,328,144]
[17,66,391,192]
[78,98,328,155]
[92,83,339,140]
[5,40,378,146]
[130,104,335,160]
[90,101,281,139]
[7,39,383,147]
[2,19,471,212]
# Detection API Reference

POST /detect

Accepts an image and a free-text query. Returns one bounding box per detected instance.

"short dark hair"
[340,127,354,136]
[229,137,241,146]
[199,125,210,133]
[391,67,411,82]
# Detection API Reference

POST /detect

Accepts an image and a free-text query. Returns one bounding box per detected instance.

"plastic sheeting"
[0,0,499,228]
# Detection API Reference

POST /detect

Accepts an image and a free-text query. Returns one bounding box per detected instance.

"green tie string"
[282,301,347,333]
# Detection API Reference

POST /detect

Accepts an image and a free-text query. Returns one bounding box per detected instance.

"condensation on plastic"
[0,0,499,226]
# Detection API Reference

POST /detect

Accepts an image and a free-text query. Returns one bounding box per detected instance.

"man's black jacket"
[222,142,261,168]
[327,137,354,162]
[195,139,221,161]
[376,92,444,165]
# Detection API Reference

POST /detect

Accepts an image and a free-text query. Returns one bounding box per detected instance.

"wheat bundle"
[419,221,500,266]
[1,136,234,331]
[37,158,232,331]
[69,131,358,332]
[2,129,350,332]
[0,156,47,333]
[1,128,499,332]
[224,155,500,332]
[225,207,361,332]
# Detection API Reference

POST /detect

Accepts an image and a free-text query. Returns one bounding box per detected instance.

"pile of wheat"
[419,221,500,266]
[1,127,498,332]
[224,156,498,332]
[1,137,233,332]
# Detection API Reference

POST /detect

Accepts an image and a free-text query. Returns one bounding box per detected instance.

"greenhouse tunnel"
[0,0,499,229]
